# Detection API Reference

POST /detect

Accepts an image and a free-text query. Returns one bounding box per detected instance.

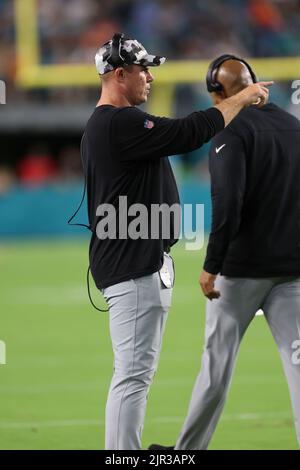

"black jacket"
[83,105,224,288]
[204,103,300,277]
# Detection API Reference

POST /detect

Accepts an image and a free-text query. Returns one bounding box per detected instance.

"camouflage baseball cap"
[95,33,166,75]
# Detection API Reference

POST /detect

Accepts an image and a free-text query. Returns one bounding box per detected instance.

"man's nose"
[147,71,154,83]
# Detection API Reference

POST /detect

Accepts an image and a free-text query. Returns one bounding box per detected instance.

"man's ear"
[114,67,125,83]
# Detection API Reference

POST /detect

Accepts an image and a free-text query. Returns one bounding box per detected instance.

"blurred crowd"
[36,0,299,62]
[0,0,299,99]
[0,144,83,194]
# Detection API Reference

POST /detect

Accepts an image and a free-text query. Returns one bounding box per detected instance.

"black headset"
[106,33,126,68]
[206,54,258,93]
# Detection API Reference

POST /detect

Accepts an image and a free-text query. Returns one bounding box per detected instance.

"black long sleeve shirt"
[83,105,224,289]
[204,103,300,277]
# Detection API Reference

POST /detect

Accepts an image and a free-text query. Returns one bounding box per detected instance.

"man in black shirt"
[85,36,271,450]
[167,56,300,450]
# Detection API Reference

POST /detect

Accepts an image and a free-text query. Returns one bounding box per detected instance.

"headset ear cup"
[208,81,224,93]
[206,63,216,92]
[206,63,224,92]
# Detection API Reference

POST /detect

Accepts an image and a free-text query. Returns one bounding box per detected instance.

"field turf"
[0,240,298,449]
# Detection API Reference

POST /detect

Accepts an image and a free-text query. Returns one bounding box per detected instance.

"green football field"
[0,240,298,450]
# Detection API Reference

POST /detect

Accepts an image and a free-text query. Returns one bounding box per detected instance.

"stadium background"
[0,0,299,449]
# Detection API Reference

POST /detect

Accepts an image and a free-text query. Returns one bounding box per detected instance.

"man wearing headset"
[84,35,272,450]
[150,55,300,450]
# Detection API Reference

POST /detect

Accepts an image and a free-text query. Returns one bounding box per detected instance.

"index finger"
[257,81,274,87]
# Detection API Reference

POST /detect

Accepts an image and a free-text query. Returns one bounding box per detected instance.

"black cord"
[67,134,91,231]
[67,134,108,312]
[87,267,109,312]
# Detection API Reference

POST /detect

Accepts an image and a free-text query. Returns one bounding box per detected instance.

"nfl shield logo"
[144,119,154,129]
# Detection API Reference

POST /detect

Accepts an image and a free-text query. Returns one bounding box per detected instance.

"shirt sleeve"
[204,128,246,275]
[111,106,224,160]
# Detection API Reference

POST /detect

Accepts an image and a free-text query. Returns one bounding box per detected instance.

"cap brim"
[134,54,166,67]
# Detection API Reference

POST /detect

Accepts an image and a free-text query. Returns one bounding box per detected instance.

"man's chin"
[135,96,147,105]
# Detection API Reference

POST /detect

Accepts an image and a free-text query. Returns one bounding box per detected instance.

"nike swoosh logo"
[216,144,226,154]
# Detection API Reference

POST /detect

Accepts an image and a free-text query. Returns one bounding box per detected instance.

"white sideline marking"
[2,285,89,306]
[0,412,292,430]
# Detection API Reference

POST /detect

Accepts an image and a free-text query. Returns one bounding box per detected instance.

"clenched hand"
[199,270,220,301]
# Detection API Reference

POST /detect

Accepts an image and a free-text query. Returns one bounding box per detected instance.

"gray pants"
[102,255,174,450]
[176,276,300,450]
